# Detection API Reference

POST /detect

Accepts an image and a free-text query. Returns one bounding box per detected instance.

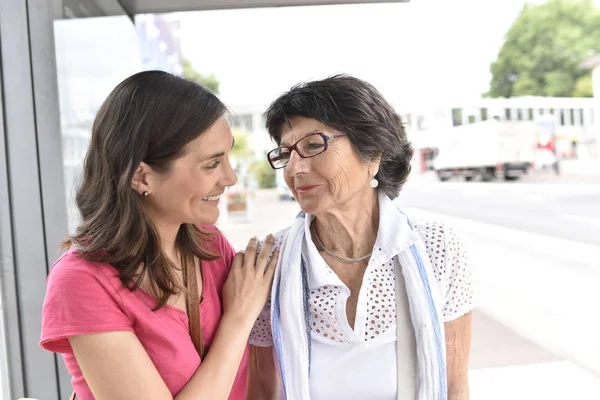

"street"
[218,176,600,399]
[400,174,600,246]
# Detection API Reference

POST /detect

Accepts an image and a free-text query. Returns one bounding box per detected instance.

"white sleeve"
[415,220,475,322]
[249,297,274,347]
[248,228,289,347]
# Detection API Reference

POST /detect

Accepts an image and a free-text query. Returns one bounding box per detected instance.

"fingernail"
[266,234,274,242]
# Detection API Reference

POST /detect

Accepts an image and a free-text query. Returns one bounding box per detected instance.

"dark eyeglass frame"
[267,132,348,170]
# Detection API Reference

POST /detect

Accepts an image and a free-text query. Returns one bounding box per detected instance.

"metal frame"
[59,0,409,17]
[0,0,69,398]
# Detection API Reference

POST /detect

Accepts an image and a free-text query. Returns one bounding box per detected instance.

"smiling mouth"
[202,195,220,201]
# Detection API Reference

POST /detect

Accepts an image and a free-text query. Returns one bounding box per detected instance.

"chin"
[298,199,320,216]
[193,210,220,226]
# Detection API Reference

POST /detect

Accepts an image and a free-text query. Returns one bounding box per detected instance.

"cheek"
[329,165,354,197]
[320,151,359,197]
[168,171,209,201]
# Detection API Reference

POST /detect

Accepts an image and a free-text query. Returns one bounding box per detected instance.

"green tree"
[250,160,276,189]
[573,73,594,97]
[486,0,600,98]
[182,58,220,95]
[230,129,251,158]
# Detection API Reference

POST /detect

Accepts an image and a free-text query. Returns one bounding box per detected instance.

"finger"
[255,234,274,268]
[264,246,280,281]
[231,252,245,271]
[243,237,259,269]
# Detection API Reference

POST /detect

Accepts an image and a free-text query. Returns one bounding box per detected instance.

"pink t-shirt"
[40,226,248,400]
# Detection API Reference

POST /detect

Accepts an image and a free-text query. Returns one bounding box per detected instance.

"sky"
[177,0,529,110]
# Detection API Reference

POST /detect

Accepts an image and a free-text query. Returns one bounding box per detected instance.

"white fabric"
[265,193,457,400]
[269,214,310,400]
[395,254,417,400]
[250,219,474,348]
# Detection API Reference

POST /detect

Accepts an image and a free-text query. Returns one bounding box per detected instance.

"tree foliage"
[182,58,220,95]
[486,0,600,98]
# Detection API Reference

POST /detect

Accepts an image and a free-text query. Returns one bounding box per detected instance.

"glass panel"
[54,16,149,232]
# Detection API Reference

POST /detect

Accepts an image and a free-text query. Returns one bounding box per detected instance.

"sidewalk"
[559,157,600,177]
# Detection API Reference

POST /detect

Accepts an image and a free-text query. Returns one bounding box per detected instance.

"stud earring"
[370,178,379,188]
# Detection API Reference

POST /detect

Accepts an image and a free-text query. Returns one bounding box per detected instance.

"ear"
[131,161,153,196]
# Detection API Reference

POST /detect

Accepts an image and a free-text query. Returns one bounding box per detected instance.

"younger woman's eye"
[206,160,221,169]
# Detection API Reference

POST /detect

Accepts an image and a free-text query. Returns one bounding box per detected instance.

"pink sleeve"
[40,252,134,354]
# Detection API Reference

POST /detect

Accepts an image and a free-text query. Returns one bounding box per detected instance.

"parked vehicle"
[432,120,539,182]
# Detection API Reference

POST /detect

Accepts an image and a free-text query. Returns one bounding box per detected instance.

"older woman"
[248,75,474,400]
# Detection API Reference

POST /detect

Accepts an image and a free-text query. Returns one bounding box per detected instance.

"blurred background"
[0,0,599,399]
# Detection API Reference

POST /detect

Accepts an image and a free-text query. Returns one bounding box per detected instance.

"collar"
[303,191,419,289]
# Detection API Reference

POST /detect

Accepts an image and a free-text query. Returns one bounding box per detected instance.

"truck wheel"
[480,168,494,182]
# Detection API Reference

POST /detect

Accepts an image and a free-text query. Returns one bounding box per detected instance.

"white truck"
[432,120,539,182]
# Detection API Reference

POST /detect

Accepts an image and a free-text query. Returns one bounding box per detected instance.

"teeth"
[203,195,220,201]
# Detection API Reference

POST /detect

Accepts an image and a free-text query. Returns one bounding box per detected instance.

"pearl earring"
[370,178,379,188]
[142,191,149,197]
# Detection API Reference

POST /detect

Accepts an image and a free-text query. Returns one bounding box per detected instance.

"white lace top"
[249,196,475,400]
[249,218,474,347]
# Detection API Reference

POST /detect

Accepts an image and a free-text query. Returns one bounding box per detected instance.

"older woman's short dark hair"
[264,74,413,199]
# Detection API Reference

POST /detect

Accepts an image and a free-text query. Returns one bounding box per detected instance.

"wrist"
[221,311,256,331]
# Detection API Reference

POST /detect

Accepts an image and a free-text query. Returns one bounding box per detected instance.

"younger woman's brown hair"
[66,70,226,309]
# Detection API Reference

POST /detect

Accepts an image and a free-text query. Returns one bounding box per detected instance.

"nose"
[223,158,238,187]
[283,149,308,177]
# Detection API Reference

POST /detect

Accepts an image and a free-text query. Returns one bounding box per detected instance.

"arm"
[70,236,279,400]
[436,223,475,399]
[445,311,472,400]
[247,345,281,400]
[70,313,255,400]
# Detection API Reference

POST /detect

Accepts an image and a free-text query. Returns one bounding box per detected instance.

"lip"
[295,185,320,193]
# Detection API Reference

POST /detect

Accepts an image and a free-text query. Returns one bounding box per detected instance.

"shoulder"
[411,219,466,259]
[410,217,470,285]
[273,226,292,247]
[199,224,236,261]
[199,224,229,248]
[411,218,450,243]
[257,226,292,255]
[42,249,134,353]
[48,248,121,290]
[410,218,475,321]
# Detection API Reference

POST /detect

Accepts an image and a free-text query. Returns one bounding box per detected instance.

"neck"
[312,189,379,259]
[149,217,181,263]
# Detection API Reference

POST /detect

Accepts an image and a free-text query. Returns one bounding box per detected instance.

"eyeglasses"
[267,132,347,169]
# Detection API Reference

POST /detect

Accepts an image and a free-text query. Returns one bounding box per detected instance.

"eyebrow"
[280,131,321,146]
[200,137,235,162]
[201,151,226,162]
